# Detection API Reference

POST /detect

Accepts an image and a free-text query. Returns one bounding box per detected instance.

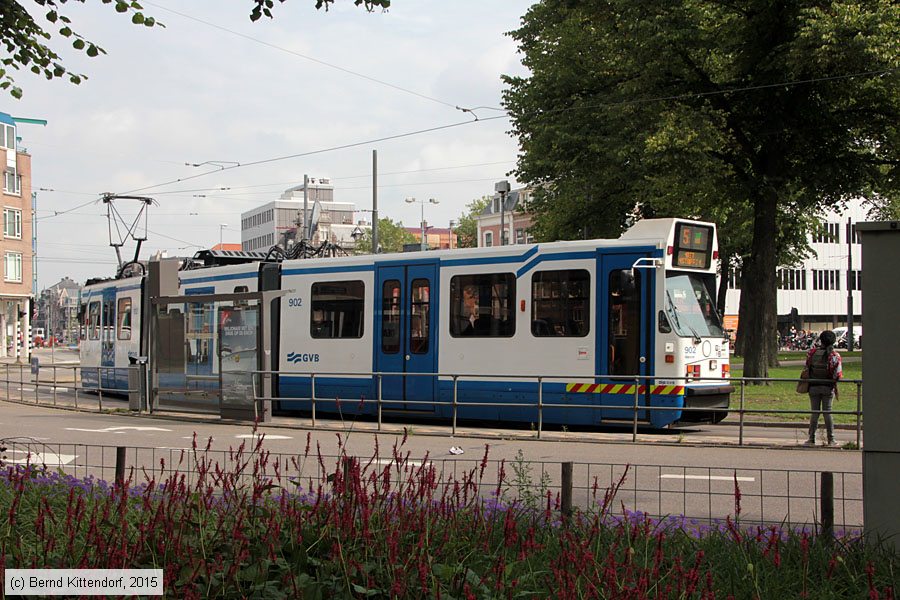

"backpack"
[808,348,833,386]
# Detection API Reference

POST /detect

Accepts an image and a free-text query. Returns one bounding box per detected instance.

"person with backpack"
[804,329,843,446]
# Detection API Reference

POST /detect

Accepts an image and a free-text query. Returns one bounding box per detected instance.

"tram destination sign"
[673,223,713,270]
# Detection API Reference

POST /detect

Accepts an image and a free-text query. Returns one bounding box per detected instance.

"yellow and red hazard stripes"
[565,383,685,396]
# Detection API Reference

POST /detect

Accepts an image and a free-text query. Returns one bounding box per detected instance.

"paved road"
[0,400,863,529]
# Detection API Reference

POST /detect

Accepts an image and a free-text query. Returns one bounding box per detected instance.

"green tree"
[353,217,415,255]
[454,195,490,248]
[504,0,899,379]
[1,0,389,99]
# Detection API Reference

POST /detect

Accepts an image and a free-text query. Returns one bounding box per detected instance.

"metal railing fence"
[0,439,862,532]
[0,362,863,447]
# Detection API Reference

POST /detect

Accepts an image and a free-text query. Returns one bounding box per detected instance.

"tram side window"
[531,269,590,337]
[117,298,132,340]
[449,273,515,338]
[311,280,365,339]
[88,301,100,340]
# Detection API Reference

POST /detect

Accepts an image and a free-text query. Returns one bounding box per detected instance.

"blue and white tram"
[79,218,731,427]
[274,218,732,427]
[80,254,275,396]
[80,276,144,391]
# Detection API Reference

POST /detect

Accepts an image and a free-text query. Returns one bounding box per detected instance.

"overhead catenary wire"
[118,115,508,195]
[143,1,478,114]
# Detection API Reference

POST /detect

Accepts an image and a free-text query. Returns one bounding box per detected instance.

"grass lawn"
[729,356,862,425]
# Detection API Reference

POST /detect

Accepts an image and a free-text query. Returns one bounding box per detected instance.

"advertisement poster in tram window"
[218,305,259,409]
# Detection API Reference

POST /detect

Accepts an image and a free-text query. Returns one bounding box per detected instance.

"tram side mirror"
[658,311,672,334]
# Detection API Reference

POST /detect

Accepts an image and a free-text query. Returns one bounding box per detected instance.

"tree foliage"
[1,0,388,99]
[353,217,415,255]
[454,195,490,249]
[504,0,899,378]
[1,0,162,99]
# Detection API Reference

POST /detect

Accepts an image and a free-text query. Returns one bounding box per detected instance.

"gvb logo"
[287,352,320,364]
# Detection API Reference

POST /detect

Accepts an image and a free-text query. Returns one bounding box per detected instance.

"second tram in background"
[79,218,732,428]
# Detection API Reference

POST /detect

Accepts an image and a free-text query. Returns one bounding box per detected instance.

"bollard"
[115,447,126,486]
[561,462,573,524]
[820,471,834,542]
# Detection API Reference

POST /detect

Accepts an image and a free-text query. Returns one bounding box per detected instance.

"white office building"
[724,198,868,334]
[240,180,367,251]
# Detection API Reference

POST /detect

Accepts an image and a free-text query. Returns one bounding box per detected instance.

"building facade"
[240,180,369,252]
[475,187,534,247]
[35,277,81,344]
[405,226,457,250]
[723,198,868,334]
[0,112,33,358]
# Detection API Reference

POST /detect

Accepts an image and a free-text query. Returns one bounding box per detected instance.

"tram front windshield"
[665,273,724,338]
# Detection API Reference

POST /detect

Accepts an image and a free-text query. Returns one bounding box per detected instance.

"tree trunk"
[735,190,779,381]
[716,251,730,317]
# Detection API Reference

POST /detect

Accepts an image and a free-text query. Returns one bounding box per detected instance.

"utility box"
[128,356,148,411]
[857,221,900,551]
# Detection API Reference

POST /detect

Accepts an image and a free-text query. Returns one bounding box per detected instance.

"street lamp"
[405,197,439,251]
[219,223,228,248]
[495,180,511,246]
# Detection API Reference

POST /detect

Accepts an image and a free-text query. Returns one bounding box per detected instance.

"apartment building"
[0,112,33,359]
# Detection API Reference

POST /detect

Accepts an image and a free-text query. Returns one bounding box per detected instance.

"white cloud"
[12,0,534,286]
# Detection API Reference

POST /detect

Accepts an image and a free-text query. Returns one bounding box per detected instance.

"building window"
[2,124,14,150]
[3,251,21,282]
[3,167,19,196]
[449,273,515,337]
[484,231,493,247]
[727,269,742,290]
[515,228,525,244]
[531,269,590,337]
[3,208,21,238]
[777,268,807,291]
[845,223,860,244]
[812,269,841,291]
[310,280,365,339]
[117,298,132,340]
[849,270,862,291]
[812,222,841,244]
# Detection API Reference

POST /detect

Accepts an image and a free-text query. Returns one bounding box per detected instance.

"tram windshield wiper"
[665,290,684,332]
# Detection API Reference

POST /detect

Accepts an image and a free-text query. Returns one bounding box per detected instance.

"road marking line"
[661,474,755,482]
[65,426,172,433]
[235,434,293,440]
[6,450,78,466]
[370,458,425,467]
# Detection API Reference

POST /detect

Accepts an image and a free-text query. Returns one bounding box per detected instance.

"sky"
[8,0,534,288]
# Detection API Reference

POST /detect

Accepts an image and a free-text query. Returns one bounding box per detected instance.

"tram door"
[100,288,116,391]
[375,262,438,411]
[598,251,653,420]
